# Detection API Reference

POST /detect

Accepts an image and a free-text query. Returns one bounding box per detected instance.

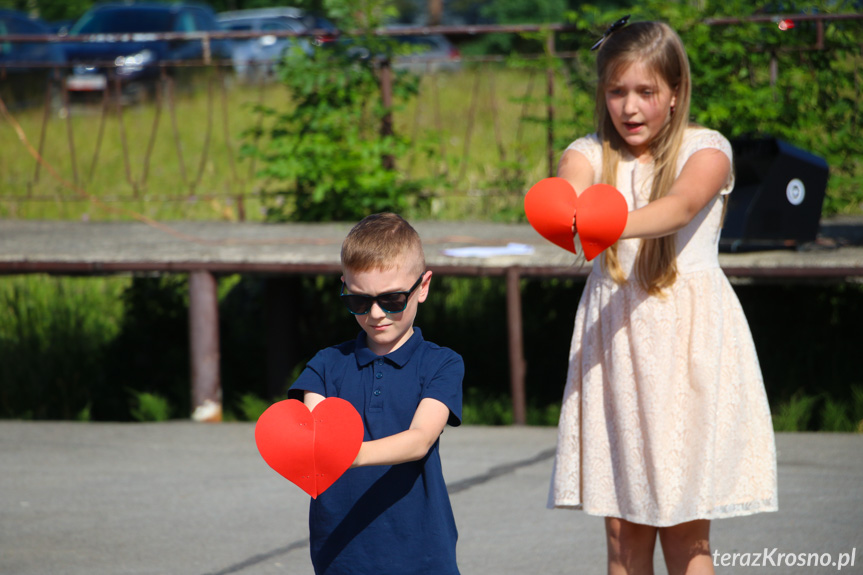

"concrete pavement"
[1,422,861,575]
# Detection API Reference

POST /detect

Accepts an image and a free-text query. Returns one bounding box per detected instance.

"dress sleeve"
[422,348,465,427]
[565,133,602,181]
[681,128,735,195]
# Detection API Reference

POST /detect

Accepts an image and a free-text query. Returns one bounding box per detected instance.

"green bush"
[0,275,126,419]
[129,391,172,422]
[772,392,820,432]
[236,393,271,422]
[819,386,863,433]
[463,389,514,426]
[243,0,431,223]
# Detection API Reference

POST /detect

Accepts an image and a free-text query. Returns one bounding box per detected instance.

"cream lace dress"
[548,128,778,526]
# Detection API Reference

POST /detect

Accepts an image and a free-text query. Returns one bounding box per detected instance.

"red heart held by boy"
[524,178,628,261]
[255,398,363,499]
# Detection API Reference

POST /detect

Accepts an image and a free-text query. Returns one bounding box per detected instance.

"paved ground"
[1,422,861,575]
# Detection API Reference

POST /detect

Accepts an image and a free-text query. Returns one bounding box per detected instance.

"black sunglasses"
[340,275,425,315]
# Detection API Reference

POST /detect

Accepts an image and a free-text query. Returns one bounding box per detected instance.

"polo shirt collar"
[355,327,425,368]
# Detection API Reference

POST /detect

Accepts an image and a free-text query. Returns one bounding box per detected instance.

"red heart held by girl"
[524,178,628,261]
[255,398,363,499]
[575,183,628,261]
[524,177,578,254]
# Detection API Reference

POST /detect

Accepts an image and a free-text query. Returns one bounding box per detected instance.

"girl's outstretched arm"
[557,149,596,234]
[557,149,595,195]
[620,148,731,240]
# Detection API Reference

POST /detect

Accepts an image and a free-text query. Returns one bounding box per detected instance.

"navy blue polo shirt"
[290,327,463,575]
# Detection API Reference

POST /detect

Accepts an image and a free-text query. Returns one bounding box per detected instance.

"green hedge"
[2,274,862,430]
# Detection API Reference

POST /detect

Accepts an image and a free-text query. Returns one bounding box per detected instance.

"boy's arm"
[303,390,326,411]
[303,391,450,466]
[351,397,451,468]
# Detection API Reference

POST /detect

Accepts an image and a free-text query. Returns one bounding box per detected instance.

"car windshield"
[70,9,174,34]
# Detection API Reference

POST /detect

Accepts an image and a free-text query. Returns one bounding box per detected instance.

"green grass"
[2,64,861,221]
[0,67,579,222]
[0,77,269,221]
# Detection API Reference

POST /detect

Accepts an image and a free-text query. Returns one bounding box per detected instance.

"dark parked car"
[0,9,66,107]
[63,2,231,97]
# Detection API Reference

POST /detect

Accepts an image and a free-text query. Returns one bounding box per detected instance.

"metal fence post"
[379,57,395,170]
[189,270,222,422]
[506,266,527,425]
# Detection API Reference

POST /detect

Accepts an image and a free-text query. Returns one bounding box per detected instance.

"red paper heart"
[524,177,578,253]
[255,398,363,499]
[575,183,628,261]
[524,178,628,261]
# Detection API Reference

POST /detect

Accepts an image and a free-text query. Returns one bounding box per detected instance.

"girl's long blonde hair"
[595,22,692,295]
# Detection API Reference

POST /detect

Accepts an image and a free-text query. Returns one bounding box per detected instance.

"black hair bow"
[590,15,630,51]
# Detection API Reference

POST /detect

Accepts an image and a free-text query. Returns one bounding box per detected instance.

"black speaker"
[720,136,829,252]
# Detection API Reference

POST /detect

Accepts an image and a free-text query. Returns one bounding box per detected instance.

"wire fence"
[1,15,861,221]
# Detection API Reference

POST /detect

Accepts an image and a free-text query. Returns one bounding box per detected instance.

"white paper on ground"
[441,243,535,258]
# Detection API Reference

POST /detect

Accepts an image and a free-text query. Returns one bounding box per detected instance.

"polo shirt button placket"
[374,364,384,400]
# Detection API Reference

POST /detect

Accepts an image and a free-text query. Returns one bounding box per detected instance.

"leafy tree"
[243,0,430,222]
[459,0,567,56]
[0,0,91,22]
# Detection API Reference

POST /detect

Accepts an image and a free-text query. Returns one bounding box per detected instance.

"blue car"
[217,8,311,83]
[63,2,231,97]
[0,9,66,107]
[217,8,338,82]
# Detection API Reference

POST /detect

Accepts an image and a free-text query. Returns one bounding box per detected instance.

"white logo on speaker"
[786,178,805,206]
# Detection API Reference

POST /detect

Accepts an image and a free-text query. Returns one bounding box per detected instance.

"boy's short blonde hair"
[341,213,426,276]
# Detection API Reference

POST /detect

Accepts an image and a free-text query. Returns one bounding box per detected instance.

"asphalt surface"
[2,422,861,575]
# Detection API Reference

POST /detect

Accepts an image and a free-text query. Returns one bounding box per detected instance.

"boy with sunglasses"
[290,212,464,575]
